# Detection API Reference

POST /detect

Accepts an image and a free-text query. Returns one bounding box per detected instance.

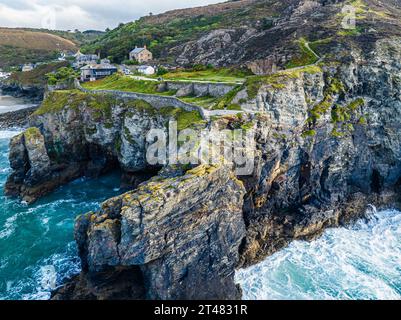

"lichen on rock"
[59,163,246,300]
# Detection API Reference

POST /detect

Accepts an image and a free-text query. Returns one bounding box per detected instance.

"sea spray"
[236,209,401,300]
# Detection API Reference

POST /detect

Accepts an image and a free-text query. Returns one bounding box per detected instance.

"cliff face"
[0,83,44,102]
[5,35,401,299]
[60,164,246,300]
[238,37,401,265]
[4,91,204,203]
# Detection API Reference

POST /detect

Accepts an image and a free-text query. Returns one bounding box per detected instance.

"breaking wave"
[236,209,401,300]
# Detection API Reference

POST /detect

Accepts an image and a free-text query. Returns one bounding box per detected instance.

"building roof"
[81,63,117,70]
[130,47,146,54]
[137,65,154,70]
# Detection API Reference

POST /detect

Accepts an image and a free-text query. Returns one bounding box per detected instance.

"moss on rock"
[24,127,42,141]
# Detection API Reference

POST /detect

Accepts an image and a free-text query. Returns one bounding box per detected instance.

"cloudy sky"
[0,0,223,31]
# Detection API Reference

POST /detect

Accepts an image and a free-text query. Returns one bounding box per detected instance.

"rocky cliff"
[235,37,401,265]
[5,90,205,203]
[53,164,246,300]
[5,7,401,301]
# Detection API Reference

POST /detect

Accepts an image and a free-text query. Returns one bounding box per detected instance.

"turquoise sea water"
[0,130,122,300]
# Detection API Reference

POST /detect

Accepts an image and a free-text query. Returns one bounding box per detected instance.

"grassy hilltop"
[0,28,103,69]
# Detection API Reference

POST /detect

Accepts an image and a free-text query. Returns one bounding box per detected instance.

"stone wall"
[163,81,236,98]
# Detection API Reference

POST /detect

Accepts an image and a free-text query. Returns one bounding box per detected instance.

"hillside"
[82,0,401,73]
[0,28,77,69]
[0,61,70,102]
[81,0,284,63]
[6,61,69,86]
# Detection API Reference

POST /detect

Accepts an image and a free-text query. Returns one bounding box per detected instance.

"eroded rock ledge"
[4,92,205,203]
[54,164,246,300]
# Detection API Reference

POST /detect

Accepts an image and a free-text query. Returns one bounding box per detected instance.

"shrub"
[46,67,78,85]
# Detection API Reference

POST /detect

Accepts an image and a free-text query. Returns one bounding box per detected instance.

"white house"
[21,64,34,72]
[137,65,155,75]
[0,71,10,79]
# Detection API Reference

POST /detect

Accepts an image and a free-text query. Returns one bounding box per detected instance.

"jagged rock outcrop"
[174,28,259,67]
[4,92,204,203]
[5,127,83,203]
[54,164,246,300]
[236,37,401,266]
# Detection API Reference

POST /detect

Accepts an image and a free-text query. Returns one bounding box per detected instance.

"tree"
[46,67,78,85]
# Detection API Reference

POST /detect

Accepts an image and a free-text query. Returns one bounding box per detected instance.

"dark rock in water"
[5,128,85,203]
[53,164,246,300]
[0,83,44,103]
[5,133,29,197]
[52,267,146,300]
[0,106,37,129]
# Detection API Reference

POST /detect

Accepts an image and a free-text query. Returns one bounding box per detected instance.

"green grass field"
[81,73,247,110]
[180,95,218,109]
[159,68,249,84]
[82,74,175,95]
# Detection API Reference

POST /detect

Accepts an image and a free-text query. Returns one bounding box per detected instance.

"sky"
[0,0,223,31]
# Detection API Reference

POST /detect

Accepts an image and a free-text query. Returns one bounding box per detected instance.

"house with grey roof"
[80,63,118,82]
[74,51,99,68]
[129,45,153,63]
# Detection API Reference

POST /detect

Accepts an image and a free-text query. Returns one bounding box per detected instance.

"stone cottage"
[129,45,153,63]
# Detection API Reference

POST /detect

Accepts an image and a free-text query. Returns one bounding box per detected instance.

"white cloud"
[0,0,223,31]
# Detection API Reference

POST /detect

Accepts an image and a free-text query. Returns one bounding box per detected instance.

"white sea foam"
[0,213,19,239]
[0,130,22,140]
[6,243,81,301]
[236,209,401,300]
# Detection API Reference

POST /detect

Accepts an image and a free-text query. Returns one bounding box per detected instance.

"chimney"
[144,45,147,49]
